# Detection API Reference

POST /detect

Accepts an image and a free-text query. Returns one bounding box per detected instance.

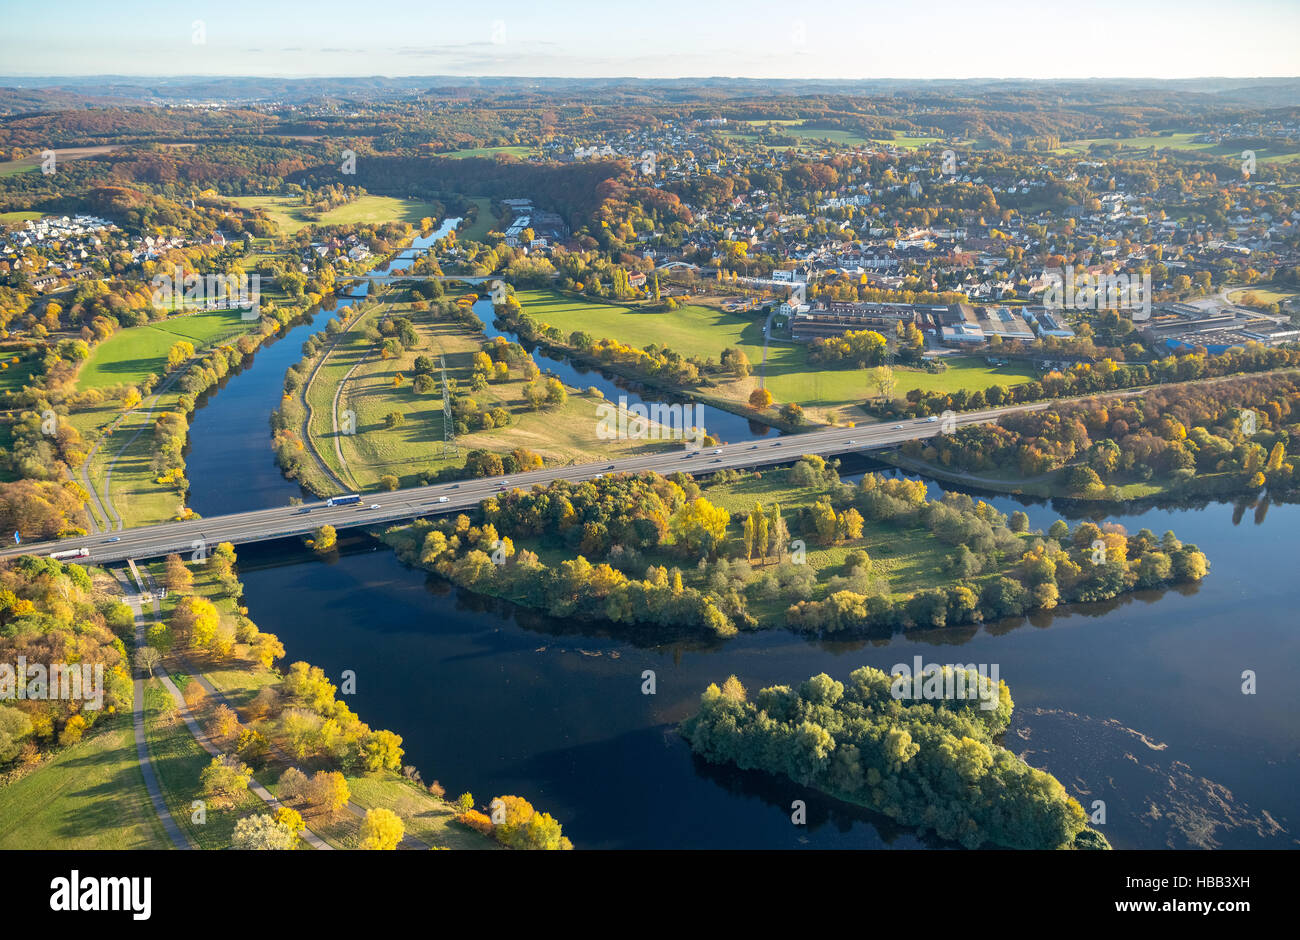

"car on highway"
[594,473,604,479]
[104,536,120,543]
[297,507,312,513]
[713,448,723,454]
[437,496,449,503]
[893,425,904,429]
[711,458,722,463]
[749,444,758,449]
[848,440,857,445]
[368,504,381,510]
[926,416,939,423]
[772,441,782,446]
[606,464,615,470]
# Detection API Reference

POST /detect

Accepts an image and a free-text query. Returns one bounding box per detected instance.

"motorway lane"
[1,402,1061,565]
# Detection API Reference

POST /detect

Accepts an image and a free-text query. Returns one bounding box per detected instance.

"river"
[179,220,1299,850]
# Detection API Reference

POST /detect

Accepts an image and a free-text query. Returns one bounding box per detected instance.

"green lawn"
[226,195,443,234]
[892,356,1037,395]
[77,308,257,391]
[0,210,42,223]
[0,717,171,850]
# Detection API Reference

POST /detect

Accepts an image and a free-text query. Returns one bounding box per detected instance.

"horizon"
[4,0,1299,81]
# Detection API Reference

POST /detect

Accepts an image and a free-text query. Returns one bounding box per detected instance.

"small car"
[437,496,449,503]
[848,440,857,445]
[594,473,604,479]
[893,425,904,430]
[368,504,381,510]
[297,507,312,513]
[713,448,723,454]
[926,416,939,423]
[104,536,121,543]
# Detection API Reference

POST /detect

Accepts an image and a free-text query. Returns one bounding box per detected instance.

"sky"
[3,0,1299,80]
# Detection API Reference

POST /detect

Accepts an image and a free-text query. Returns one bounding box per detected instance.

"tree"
[749,387,773,410]
[199,755,253,808]
[0,705,33,763]
[146,622,173,654]
[305,770,351,815]
[379,474,399,491]
[135,646,162,678]
[232,813,298,850]
[670,498,731,558]
[384,411,405,429]
[490,795,572,850]
[164,553,193,592]
[871,365,896,402]
[172,595,219,649]
[780,402,805,425]
[357,729,404,773]
[1009,511,1030,533]
[359,807,405,850]
[311,524,337,554]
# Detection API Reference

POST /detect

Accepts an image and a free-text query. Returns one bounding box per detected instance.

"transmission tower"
[439,353,459,458]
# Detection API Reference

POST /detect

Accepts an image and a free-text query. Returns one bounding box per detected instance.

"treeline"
[902,372,1300,496]
[679,668,1108,850]
[385,504,738,639]
[892,344,1300,419]
[0,556,134,767]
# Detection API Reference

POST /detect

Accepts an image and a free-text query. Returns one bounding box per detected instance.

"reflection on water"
[177,230,1297,849]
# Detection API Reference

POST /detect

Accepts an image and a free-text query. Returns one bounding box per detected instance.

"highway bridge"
[1,402,1059,566]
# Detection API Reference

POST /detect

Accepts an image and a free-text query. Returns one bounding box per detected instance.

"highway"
[0,401,1061,566]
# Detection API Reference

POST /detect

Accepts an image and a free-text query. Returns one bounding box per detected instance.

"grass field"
[0,346,42,393]
[457,196,499,242]
[77,308,258,391]
[0,717,171,850]
[1227,287,1298,307]
[227,194,443,235]
[442,145,534,159]
[511,289,1037,423]
[0,210,42,223]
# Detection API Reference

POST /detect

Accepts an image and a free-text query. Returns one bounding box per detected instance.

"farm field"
[76,308,258,391]
[226,194,442,234]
